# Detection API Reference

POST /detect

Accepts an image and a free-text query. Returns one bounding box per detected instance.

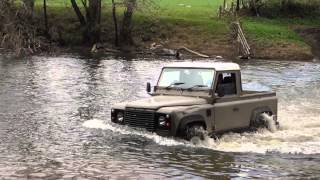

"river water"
[0,55,319,179]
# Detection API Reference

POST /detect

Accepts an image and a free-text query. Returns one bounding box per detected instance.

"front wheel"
[185,124,206,143]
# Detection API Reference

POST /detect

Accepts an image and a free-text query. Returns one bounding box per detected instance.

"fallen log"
[177,46,210,58]
[91,43,120,53]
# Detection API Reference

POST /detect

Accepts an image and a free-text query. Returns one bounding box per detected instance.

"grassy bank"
[31,0,320,60]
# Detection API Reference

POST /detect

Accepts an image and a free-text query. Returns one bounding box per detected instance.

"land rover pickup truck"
[111,62,278,140]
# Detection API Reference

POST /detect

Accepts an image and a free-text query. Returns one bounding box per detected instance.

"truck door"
[213,71,244,132]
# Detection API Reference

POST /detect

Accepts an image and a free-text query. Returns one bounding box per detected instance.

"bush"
[0,1,48,55]
[258,0,320,18]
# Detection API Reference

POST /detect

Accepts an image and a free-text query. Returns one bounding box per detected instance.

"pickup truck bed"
[213,91,277,133]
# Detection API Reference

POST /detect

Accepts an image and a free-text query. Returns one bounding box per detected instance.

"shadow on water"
[0,55,320,179]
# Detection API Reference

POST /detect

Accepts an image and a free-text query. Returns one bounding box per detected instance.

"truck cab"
[111,62,278,140]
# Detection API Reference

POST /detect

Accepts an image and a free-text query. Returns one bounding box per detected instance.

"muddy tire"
[185,124,205,142]
[253,113,268,129]
[253,112,279,131]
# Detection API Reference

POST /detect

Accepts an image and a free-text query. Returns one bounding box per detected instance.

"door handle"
[233,107,239,112]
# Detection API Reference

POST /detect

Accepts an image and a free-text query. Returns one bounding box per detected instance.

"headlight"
[117,111,124,123]
[159,116,166,126]
[158,114,171,128]
[111,109,124,124]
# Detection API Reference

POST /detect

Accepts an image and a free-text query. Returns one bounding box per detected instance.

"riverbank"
[1,0,319,61]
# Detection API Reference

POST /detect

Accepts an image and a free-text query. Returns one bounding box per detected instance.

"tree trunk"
[43,0,49,37]
[250,0,260,16]
[120,0,136,46]
[98,0,101,24]
[88,0,101,26]
[280,0,289,12]
[87,0,101,43]
[71,0,86,26]
[70,0,101,44]
[242,0,247,9]
[112,0,119,46]
[236,0,240,11]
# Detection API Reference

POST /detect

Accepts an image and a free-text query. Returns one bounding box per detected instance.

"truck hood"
[125,95,207,109]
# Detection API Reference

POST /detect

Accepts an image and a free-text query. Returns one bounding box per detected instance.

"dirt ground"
[143,25,316,61]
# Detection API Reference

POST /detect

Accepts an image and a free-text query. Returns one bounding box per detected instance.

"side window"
[215,72,237,97]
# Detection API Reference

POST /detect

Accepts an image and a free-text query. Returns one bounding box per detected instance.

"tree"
[236,0,240,11]
[21,0,35,16]
[120,0,136,46]
[43,0,49,37]
[0,0,45,55]
[71,0,86,26]
[87,0,102,43]
[248,0,264,16]
[112,0,119,46]
[70,0,102,44]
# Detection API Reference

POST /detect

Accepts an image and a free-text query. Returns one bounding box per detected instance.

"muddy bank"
[87,42,315,61]
[0,28,316,61]
[0,40,315,61]
[94,30,316,61]
[249,42,314,61]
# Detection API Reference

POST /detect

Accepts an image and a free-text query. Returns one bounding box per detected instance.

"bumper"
[155,129,172,137]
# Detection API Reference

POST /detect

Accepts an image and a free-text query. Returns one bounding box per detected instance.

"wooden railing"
[231,22,251,59]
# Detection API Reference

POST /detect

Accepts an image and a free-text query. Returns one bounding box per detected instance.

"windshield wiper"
[165,82,185,89]
[186,85,208,91]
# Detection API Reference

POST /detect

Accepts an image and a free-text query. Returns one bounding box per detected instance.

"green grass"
[34,0,230,42]
[32,0,319,58]
[156,0,224,20]
[35,0,223,19]
[242,17,305,44]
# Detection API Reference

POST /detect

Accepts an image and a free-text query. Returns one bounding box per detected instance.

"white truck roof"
[164,62,240,71]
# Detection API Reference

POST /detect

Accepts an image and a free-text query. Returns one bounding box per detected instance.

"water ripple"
[0,56,320,179]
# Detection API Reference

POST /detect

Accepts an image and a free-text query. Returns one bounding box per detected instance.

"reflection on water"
[0,55,320,179]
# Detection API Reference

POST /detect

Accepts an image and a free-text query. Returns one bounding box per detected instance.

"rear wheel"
[253,112,279,131]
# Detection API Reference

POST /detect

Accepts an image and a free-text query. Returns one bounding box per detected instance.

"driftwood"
[91,43,120,53]
[150,43,209,58]
[177,46,210,58]
[91,43,210,59]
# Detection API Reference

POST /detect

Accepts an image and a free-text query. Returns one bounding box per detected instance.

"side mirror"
[146,82,151,93]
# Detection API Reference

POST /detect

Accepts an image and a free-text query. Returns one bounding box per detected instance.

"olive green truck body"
[111,62,278,139]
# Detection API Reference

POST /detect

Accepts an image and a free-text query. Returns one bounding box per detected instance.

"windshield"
[158,68,215,89]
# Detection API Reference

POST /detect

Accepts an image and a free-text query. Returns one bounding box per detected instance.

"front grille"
[124,108,156,131]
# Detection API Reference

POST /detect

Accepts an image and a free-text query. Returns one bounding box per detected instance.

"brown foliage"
[0,0,49,56]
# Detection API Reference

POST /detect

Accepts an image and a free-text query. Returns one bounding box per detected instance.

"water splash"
[260,113,278,132]
[83,110,320,155]
[82,119,188,147]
